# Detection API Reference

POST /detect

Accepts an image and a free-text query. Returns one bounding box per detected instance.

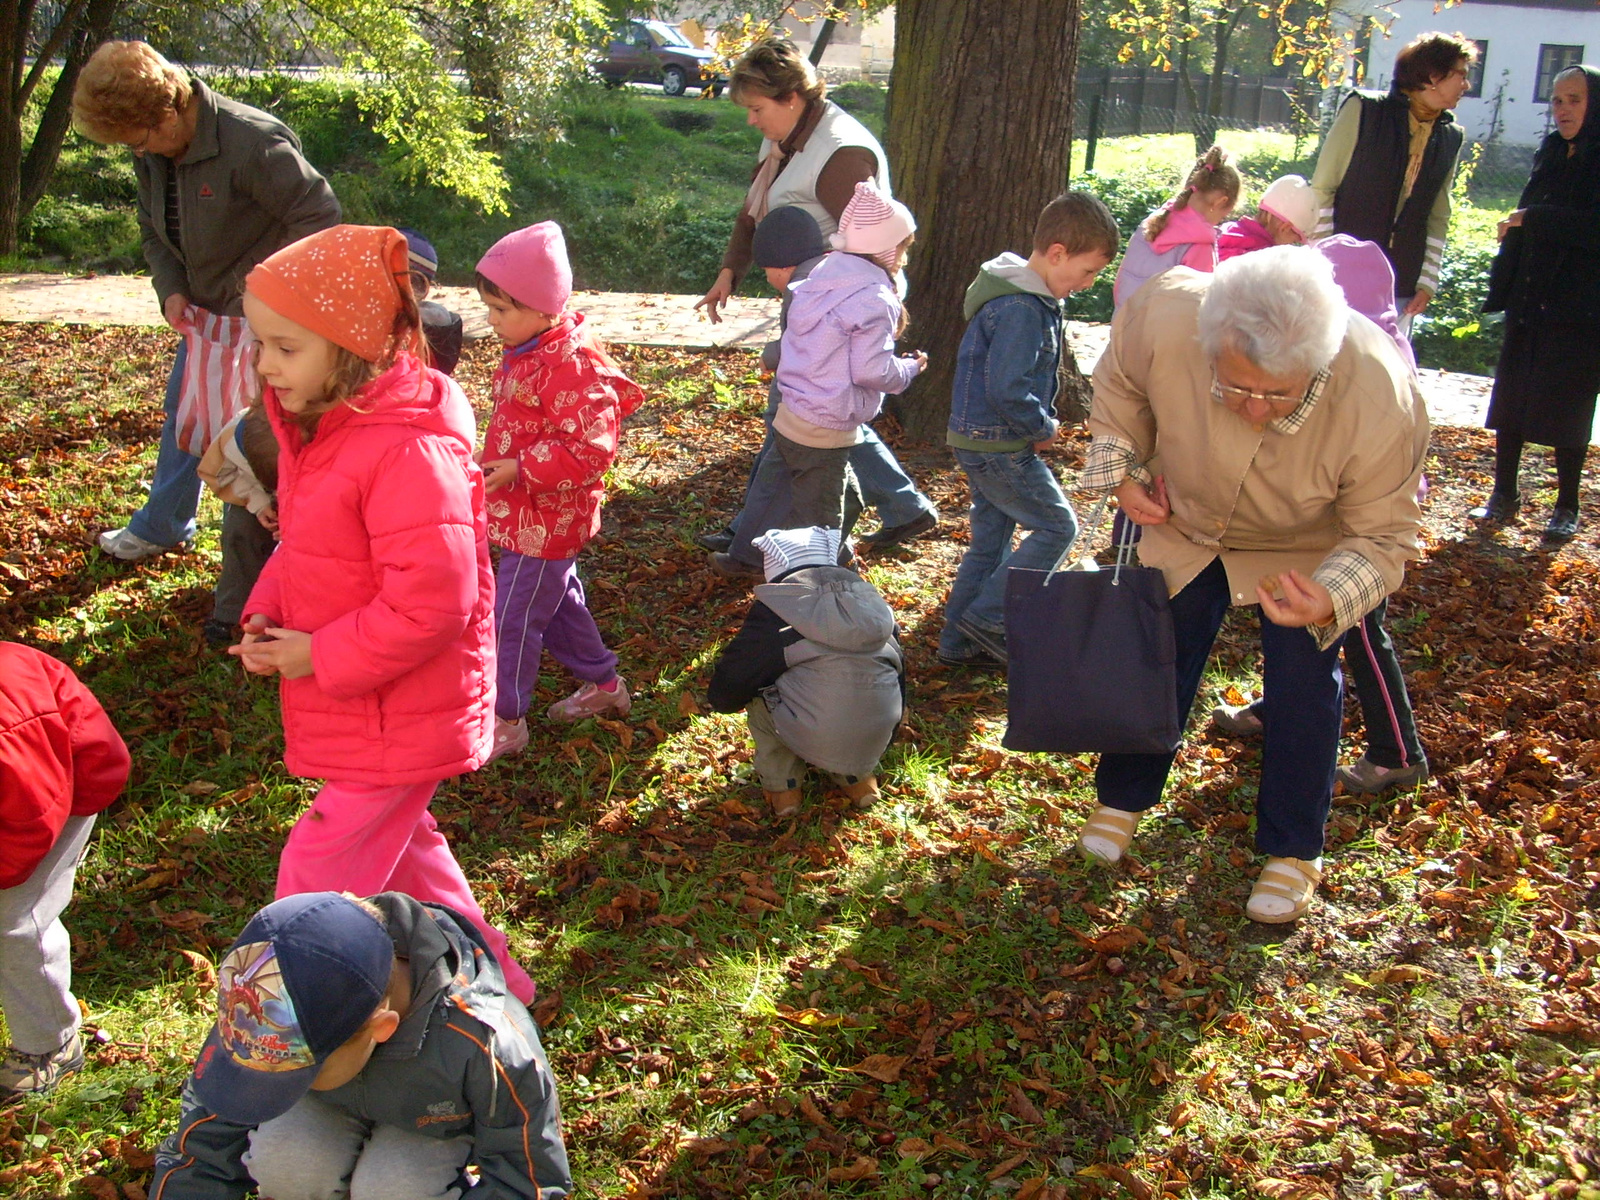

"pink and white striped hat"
[830,181,916,273]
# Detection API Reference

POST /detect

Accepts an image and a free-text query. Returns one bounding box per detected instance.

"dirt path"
[1,270,1515,436]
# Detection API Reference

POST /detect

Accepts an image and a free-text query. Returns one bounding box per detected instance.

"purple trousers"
[494,550,618,720]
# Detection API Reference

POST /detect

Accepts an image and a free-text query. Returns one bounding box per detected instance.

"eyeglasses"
[1210,373,1305,411]
[126,127,155,153]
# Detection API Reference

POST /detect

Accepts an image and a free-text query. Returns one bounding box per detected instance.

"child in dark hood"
[150,891,571,1200]
[707,526,905,818]
[400,228,465,376]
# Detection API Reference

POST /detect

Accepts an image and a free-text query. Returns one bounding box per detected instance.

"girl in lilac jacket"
[230,225,535,1004]
[771,182,926,537]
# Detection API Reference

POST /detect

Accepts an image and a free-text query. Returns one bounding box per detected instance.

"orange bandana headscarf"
[245,225,416,363]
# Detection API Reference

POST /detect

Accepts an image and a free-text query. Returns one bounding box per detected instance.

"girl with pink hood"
[1112,146,1242,309]
[230,224,536,1004]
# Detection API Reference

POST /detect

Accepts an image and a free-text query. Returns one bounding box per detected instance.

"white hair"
[1197,245,1348,377]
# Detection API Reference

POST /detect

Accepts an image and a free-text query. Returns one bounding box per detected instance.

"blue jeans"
[1095,558,1345,859]
[125,343,203,547]
[938,447,1077,654]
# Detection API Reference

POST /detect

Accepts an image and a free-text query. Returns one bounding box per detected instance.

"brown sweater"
[719,99,878,286]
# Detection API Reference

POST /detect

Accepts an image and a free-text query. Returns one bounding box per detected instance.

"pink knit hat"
[829,181,916,273]
[476,221,572,315]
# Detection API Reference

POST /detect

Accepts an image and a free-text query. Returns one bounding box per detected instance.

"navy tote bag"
[1002,516,1181,755]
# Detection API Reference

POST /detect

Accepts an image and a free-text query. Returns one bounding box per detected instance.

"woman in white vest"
[696,39,939,570]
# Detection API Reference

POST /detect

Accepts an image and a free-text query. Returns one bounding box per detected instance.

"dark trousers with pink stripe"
[494,551,618,721]
[1342,598,1423,770]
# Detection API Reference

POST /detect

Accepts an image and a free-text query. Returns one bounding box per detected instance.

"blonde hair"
[1143,145,1242,241]
[72,41,193,143]
[730,38,825,105]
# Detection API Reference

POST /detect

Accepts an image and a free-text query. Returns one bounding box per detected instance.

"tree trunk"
[807,18,837,66]
[19,0,122,223]
[886,0,1082,440]
[1193,3,1245,152]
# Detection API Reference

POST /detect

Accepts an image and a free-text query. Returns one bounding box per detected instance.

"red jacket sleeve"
[510,376,625,495]
[310,435,481,701]
[0,647,129,888]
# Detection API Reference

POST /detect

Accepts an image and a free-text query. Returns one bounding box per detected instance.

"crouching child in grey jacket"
[707,526,905,819]
[150,891,571,1200]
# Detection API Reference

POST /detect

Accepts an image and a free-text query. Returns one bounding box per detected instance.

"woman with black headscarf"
[1474,65,1600,540]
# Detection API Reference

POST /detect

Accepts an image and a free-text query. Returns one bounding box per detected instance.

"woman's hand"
[482,459,518,494]
[1256,570,1335,629]
[230,624,315,678]
[1115,475,1170,526]
[1403,288,1432,317]
[257,504,279,533]
[163,293,190,332]
[1497,209,1525,242]
[695,269,736,325]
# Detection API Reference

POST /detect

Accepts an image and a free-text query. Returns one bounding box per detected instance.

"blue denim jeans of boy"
[938,447,1077,654]
[1094,558,1345,860]
[124,342,203,547]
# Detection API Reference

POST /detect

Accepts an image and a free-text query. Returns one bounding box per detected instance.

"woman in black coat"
[1474,64,1600,540]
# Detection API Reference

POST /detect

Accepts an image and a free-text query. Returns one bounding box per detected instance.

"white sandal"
[1246,856,1323,924]
[1076,806,1141,864]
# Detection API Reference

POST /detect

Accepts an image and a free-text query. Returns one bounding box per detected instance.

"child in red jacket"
[0,642,130,1098]
[474,222,644,761]
[230,224,535,1005]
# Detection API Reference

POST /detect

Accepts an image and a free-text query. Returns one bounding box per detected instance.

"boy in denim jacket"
[938,193,1120,668]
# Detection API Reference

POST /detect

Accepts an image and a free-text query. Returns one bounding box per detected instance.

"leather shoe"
[696,526,735,553]
[1469,491,1520,522]
[860,509,938,547]
[709,551,762,581]
[1545,506,1580,541]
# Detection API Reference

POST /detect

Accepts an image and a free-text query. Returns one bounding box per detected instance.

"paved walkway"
[1,271,1504,434]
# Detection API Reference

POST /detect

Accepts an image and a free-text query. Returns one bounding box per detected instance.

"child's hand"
[230,626,315,678]
[913,351,929,371]
[1033,428,1060,451]
[482,458,518,494]
[257,504,279,533]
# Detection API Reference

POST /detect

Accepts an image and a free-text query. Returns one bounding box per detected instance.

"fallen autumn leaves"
[1,325,1598,1197]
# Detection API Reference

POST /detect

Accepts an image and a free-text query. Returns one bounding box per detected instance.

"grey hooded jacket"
[149,893,571,1200]
[707,565,904,778]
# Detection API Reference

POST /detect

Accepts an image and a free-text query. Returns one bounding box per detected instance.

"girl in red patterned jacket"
[475,221,645,761]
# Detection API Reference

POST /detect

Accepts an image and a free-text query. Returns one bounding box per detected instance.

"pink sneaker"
[486,717,529,763]
[547,678,631,723]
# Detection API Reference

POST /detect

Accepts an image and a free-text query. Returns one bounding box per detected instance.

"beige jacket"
[1085,268,1429,649]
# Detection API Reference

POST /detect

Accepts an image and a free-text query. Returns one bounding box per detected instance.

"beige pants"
[747,696,869,792]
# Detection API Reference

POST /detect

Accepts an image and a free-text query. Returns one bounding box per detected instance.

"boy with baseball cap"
[151,891,571,1200]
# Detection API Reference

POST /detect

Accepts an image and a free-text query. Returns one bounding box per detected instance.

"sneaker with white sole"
[1210,701,1264,736]
[97,527,168,561]
[547,678,631,723]
[486,717,529,763]
[0,1035,84,1098]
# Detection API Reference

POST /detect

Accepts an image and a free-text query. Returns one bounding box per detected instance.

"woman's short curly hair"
[72,41,192,144]
[729,38,825,105]
[1392,32,1479,93]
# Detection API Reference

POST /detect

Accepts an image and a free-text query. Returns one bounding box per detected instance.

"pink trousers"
[275,780,536,1005]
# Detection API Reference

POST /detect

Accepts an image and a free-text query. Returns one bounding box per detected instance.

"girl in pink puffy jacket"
[229,224,535,1004]
[1112,146,1242,310]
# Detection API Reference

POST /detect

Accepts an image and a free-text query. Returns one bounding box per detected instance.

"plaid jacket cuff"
[1081,436,1152,494]
[1311,549,1389,650]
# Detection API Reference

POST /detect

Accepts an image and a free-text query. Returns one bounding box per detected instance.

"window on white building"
[1465,40,1488,99]
[1536,44,1585,103]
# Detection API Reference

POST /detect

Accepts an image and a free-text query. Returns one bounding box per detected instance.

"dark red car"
[595,20,725,97]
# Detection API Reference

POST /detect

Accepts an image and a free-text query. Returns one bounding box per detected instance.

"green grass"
[2,327,1596,1198]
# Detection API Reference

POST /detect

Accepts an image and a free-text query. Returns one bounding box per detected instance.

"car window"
[649,23,692,48]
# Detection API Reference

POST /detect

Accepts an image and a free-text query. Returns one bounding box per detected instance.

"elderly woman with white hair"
[1075,246,1429,923]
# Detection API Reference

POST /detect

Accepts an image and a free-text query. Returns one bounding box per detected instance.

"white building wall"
[1364,0,1600,146]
